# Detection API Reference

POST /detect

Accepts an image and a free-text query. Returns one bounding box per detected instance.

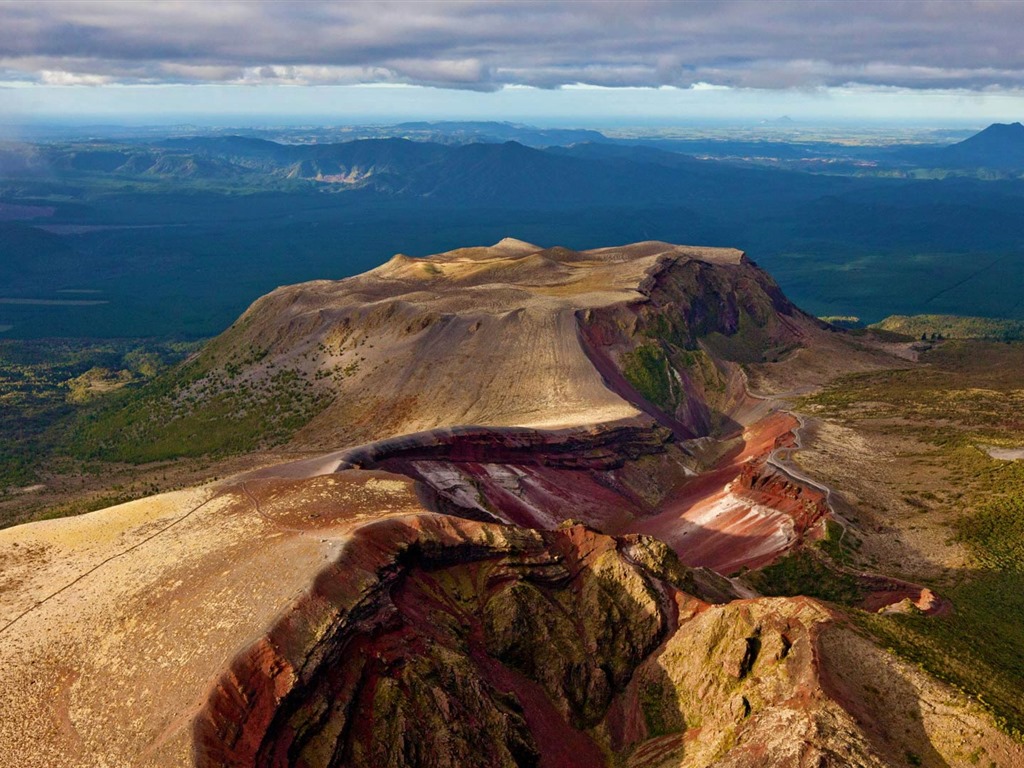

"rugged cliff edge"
[194,510,1020,768]
[194,516,884,768]
[0,240,1018,768]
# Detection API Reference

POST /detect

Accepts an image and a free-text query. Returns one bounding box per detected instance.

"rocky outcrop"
[735,461,829,535]
[192,518,880,768]
[193,514,941,768]
[194,518,689,767]
[577,250,824,440]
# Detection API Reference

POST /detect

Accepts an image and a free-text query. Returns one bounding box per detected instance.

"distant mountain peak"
[960,121,1024,143]
[933,121,1024,169]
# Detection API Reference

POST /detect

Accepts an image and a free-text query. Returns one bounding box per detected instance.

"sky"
[2,0,1024,126]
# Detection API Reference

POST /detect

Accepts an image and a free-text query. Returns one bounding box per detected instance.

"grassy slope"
[0,334,338,528]
[64,343,333,464]
[799,341,1024,736]
[0,339,198,487]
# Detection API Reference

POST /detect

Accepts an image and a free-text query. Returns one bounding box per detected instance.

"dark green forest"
[3,130,1024,339]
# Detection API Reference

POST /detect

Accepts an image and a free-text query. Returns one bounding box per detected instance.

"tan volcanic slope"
[214,238,746,445]
[1,240,1019,767]
[0,474,433,766]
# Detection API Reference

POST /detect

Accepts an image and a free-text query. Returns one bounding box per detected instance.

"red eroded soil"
[631,411,829,574]
[387,456,646,531]
[857,578,952,617]
[373,412,831,577]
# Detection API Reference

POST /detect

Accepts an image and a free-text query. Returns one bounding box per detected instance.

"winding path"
[0,493,218,637]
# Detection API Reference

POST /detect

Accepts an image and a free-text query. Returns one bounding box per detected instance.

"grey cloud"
[2,0,1024,91]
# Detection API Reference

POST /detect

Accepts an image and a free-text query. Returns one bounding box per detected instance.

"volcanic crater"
[0,240,1018,768]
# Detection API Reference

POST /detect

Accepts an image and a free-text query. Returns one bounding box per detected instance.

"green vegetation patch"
[856,458,1024,736]
[818,518,859,565]
[801,340,1024,437]
[856,568,1024,739]
[702,306,780,364]
[67,363,332,463]
[639,679,685,738]
[957,493,1024,571]
[632,307,730,420]
[804,340,1024,736]
[746,549,863,605]
[872,314,1024,342]
[621,342,679,411]
[0,338,198,493]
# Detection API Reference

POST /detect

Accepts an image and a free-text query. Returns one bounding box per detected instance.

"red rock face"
[735,462,829,536]
[359,422,669,532]
[193,415,850,766]
[193,513,925,768]
[193,519,687,768]
[626,412,827,574]
[857,575,952,616]
[340,409,828,577]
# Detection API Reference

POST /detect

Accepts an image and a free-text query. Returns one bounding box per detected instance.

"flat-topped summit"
[351,239,745,300]
[192,239,798,445]
[63,240,822,461]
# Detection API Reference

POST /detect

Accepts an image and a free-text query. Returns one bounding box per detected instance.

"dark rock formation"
[194,515,909,768]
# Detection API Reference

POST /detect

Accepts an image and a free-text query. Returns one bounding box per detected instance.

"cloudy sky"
[2,0,1024,125]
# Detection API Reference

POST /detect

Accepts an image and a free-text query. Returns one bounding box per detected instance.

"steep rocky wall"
[578,254,824,440]
[193,517,693,768]
[337,421,674,473]
[336,410,827,573]
[193,514,909,768]
[359,423,688,532]
[736,461,830,535]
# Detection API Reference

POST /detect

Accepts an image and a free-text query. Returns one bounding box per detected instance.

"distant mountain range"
[2,134,844,207]
[4,122,1024,191]
[3,120,1024,339]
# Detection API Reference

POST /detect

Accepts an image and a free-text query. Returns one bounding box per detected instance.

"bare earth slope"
[213,239,753,443]
[1,240,1019,768]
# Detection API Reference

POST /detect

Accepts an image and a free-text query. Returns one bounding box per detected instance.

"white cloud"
[1,0,1024,95]
[38,69,113,86]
